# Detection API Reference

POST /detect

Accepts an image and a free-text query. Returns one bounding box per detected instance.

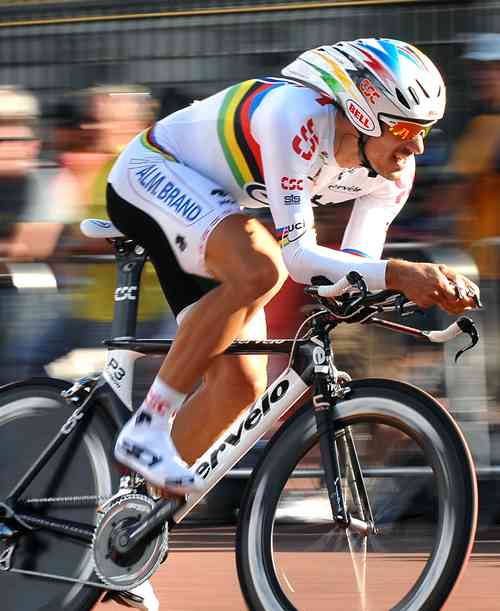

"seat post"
[111,238,147,339]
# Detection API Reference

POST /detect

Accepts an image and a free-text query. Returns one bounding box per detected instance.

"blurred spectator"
[0,86,67,260]
[19,85,171,387]
[66,85,168,342]
[439,33,500,400]
[449,33,500,277]
[0,86,80,383]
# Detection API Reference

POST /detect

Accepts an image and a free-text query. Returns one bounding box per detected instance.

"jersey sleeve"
[252,90,394,290]
[341,157,415,259]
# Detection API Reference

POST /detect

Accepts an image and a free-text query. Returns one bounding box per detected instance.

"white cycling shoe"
[114,415,203,495]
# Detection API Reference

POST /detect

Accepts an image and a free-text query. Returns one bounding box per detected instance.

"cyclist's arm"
[340,159,414,259]
[253,104,406,290]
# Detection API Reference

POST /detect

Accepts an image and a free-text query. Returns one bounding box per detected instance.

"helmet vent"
[408,86,420,104]
[395,88,411,109]
[416,79,431,98]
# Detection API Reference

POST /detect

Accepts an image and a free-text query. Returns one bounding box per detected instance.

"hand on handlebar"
[385,260,481,315]
[305,272,480,361]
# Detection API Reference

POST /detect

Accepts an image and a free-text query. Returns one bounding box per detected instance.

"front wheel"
[236,379,477,611]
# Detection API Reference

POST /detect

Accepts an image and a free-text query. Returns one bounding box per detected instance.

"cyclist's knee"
[221,252,286,307]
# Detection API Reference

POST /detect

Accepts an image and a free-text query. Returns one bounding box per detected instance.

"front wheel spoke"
[346,530,369,610]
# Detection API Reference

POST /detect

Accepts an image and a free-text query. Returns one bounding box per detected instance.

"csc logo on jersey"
[292,118,319,161]
[346,100,375,132]
[281,177,304,191]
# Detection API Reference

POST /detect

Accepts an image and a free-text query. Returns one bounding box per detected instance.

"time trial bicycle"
[0,218,479,611]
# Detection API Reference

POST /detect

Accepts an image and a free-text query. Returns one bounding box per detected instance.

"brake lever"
[454,317,479,362]
[346,271,368,296]
[397,297,425,317]
[342,272,369,315]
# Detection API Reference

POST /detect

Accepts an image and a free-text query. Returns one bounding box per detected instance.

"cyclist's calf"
[205,354,268,414]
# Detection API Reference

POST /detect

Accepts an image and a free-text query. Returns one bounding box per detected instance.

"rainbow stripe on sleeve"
[140,127,178,162]
[217,78,287,188]
[341,248,370,258]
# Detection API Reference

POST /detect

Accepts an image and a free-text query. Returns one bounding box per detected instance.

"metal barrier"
[0,0,494,137]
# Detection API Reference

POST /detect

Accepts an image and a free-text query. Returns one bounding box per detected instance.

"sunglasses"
[384,119,435,141]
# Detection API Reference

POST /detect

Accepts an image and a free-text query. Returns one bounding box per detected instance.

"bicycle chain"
[22,475,155,508]
[23,495,112,506]
[15,514,94,540]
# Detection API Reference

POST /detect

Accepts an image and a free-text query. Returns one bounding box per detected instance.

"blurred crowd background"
[1,0,500,515]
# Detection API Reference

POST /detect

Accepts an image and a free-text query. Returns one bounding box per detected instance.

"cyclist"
[107,38,480,493]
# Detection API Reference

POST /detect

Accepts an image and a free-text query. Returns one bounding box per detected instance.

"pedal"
[101,589,146,609]
[101,579,160,610]
[98,475,143,513]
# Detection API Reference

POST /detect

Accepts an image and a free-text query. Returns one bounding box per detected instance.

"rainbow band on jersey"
[342,248,370,257]
[141,127,178,162]
[217,78,287,188]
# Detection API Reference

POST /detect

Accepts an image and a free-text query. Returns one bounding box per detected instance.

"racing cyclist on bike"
[107,38,480,494]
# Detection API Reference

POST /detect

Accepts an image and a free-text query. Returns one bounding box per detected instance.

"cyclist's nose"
[408,134,425,156]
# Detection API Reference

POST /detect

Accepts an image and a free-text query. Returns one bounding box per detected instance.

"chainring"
[92,494,168,590]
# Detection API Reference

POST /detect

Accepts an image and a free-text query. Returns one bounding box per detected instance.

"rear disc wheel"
[0,380,119,611]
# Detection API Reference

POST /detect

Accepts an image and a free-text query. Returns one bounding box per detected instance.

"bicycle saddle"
[80,218,125,239]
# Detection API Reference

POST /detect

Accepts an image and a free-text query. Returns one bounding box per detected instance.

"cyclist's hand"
[386,260,481,315]
[437,265,481,312]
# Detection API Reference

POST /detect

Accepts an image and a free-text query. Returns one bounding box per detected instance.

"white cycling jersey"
[109,77,414,290]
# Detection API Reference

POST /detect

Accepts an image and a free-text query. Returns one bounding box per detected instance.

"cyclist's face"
[364,124,424,181]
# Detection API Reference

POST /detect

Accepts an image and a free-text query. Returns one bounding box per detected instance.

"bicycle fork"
[311,330,377,536]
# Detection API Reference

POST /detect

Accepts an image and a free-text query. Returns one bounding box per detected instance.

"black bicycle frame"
[0,237,352,554]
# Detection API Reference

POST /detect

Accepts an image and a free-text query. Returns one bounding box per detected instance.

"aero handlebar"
[304,271,480,362]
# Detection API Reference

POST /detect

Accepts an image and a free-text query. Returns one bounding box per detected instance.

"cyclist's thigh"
[107,183,217,317]
[205,213,285,284]
[107,133,242,279]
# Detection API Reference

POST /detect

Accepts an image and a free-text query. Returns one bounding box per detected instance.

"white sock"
[135,377,186,432]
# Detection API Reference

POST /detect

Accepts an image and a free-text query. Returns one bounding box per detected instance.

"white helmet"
[282,38,446,137]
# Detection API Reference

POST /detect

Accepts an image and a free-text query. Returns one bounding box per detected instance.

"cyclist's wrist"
[385,259,410,290]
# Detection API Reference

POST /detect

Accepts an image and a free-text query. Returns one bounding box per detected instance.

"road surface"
[96,525,500,610]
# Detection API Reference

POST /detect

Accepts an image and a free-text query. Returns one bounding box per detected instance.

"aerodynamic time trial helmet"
[282,38,446,139]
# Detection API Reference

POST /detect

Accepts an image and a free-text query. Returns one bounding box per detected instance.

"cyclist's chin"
[378,168,403,182]
[371,160,405,182]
